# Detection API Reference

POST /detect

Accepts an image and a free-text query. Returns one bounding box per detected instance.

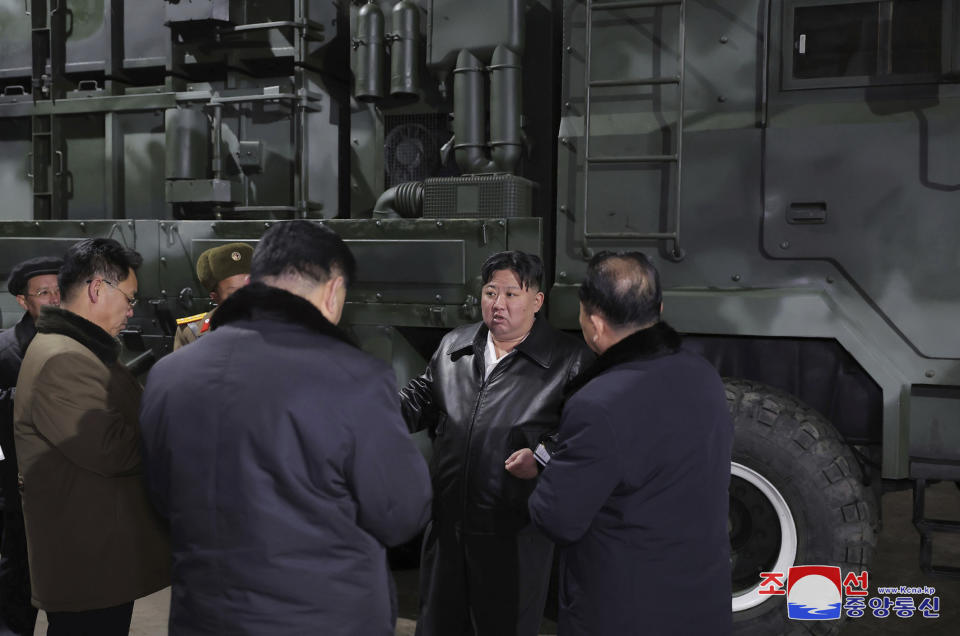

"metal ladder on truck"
[27,0,67,219]
[581,0,686,259]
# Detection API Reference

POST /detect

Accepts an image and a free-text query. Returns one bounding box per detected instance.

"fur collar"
[36,307,121,365]
[565,321,681,397]
[210,282,356,348]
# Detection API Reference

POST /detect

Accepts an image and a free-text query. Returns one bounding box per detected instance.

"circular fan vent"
[384,123,440,186]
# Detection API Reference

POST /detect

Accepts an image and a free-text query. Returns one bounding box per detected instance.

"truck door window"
[785,0,943,88]
[890,1,942,74]
[794,3,878,79]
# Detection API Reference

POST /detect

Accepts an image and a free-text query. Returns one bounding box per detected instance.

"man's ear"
[533,290,544,313]
[589,312,605,342]
[209,290,220,305]
[324,275,346,316]
[15,295,28,312]
[88,279,101,304]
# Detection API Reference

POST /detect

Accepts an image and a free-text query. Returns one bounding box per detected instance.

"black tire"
[726,379,877,636]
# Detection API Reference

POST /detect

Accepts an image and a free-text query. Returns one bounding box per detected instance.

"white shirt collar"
[483,330,529,380]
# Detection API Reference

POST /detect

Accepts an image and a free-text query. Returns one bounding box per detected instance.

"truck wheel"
[725,379,877,635]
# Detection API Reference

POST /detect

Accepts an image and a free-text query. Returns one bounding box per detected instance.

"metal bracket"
[460,295,480,321]
[158,222,179,247]
[237,140,263,173]
[913,478,960,577]
[76,79,100,92]
[425,305,446,326]
[177,288,196,313]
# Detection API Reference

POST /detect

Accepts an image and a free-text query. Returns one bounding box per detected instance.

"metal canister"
[390,0,420,98]
[489,44,522,173]
[354,1,386,101]
[164,107,209,180]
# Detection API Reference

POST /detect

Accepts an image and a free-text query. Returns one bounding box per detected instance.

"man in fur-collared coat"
[529,251,733,636]
[140,221,432,636]
[14,240,169,634]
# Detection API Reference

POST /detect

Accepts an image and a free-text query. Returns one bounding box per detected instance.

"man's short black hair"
[480,251,543,290]
[579,251,661,329]
[251,221,356,287]
[59,238,143,303]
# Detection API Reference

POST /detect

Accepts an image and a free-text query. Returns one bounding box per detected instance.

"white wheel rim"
[730,461,798,612]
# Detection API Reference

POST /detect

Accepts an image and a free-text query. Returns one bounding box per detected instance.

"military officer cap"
[196,242,254,292]
[7,256,63,296]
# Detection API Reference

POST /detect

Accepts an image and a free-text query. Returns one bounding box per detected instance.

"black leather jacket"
[401,316,592,534]
[0,313,36,511]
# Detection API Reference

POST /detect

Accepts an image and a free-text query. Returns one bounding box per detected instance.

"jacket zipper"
[459,355,511,526]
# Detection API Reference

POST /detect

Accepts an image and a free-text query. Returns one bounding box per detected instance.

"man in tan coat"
[173,242,252,350]
[13,238,169,634]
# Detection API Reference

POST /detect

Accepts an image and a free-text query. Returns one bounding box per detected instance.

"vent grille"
[423,174,534,218]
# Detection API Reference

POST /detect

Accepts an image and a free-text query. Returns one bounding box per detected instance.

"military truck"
[1,0,957,633]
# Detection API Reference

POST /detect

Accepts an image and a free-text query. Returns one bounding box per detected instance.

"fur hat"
[196,243,253,292]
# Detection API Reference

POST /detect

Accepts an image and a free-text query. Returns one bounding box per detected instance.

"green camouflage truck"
[1,1,958,633]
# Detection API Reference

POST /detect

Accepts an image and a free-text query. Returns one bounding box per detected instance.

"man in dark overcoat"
[140,221,432,636]
[0,256,61,635]
[401,251,592,636]
[529,251,733,636]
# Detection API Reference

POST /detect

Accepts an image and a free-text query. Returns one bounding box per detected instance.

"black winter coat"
[139,284,432,636]
[0,314,35,511]
[401,316,591,534]
[529,323,733,636]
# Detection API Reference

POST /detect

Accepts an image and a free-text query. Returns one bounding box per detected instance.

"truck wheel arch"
[726,379,877,635]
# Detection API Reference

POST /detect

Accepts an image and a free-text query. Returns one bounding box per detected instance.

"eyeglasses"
[24,287,60,299]
[87,278,138,308]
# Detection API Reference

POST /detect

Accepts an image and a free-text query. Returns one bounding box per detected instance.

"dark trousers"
[0,510,37,636]
[46,602,133,636]
[415,520,553,636]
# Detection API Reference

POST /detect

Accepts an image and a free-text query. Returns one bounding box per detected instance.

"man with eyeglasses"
[13,239,169,635]
[0,256,61,635]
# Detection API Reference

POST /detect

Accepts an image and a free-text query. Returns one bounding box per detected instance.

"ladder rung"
[590,76,680,88]
[591,0,682,11]
[586,232,678,240]
[587,155,678,164]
